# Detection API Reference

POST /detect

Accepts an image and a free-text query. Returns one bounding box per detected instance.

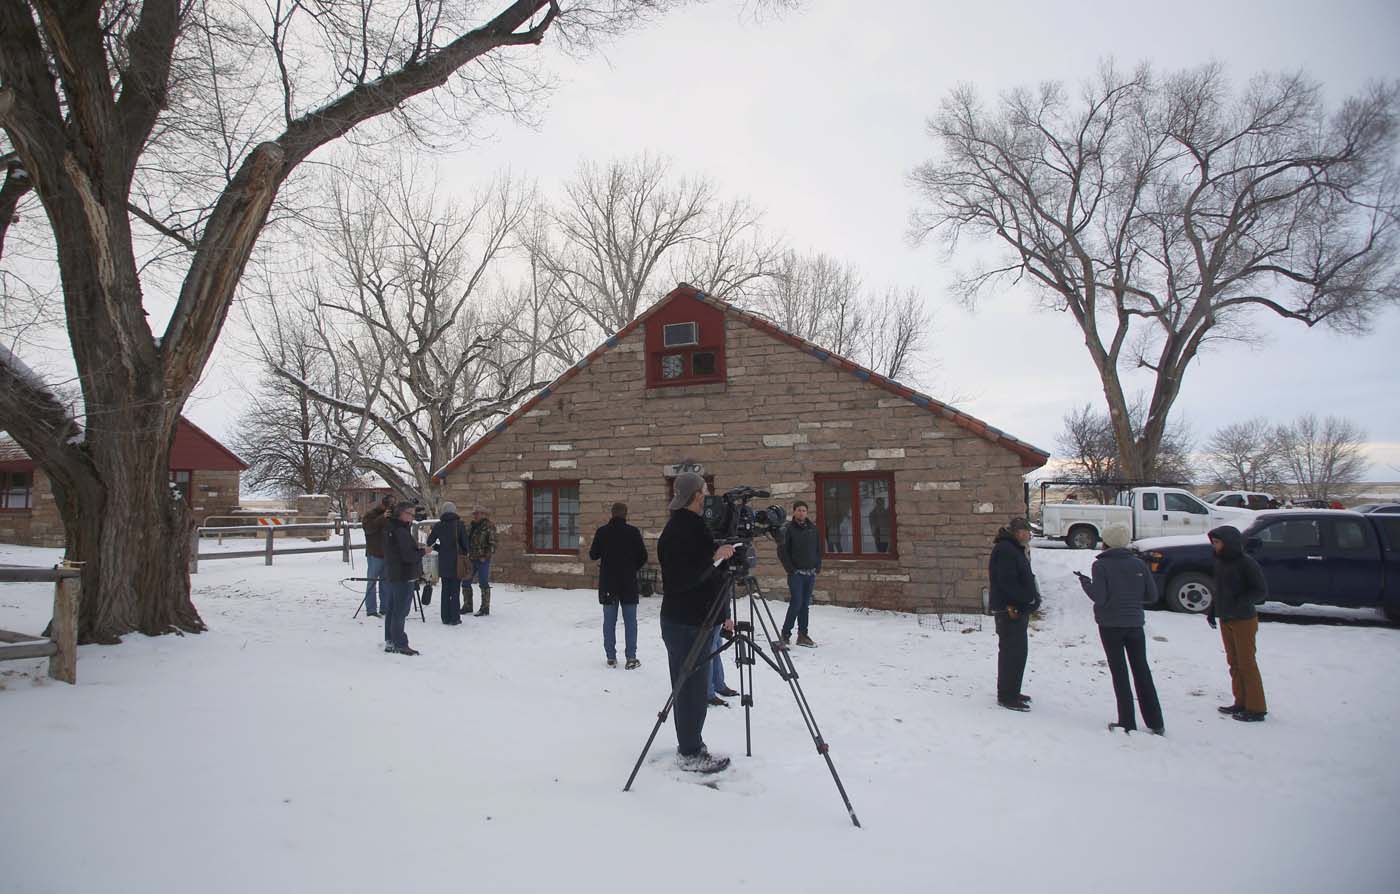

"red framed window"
[815,472,896,559]
[527,481,581,554]
[169,470,192,501]
[644,296,727,388]
[1,472,32,510]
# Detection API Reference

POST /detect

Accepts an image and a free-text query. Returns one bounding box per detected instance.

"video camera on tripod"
[701,486,786,571]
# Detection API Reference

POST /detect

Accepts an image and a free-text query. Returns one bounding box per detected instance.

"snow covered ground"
[2,541,1399,893]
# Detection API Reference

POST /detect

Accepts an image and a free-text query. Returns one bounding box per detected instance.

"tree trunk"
[50,414,203,644]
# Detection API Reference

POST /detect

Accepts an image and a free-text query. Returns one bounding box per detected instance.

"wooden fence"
[0,566,80,684]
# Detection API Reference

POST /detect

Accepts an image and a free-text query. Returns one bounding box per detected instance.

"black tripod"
[347,577,427,623]
[622,558,862,828]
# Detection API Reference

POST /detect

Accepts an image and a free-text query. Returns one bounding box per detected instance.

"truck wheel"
[1067,525,1099,550]
[1166,572,1214,614]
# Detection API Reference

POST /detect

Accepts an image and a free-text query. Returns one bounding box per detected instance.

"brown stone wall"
[188,470,242,526]
[441,317,1031,613]
[0,470,64,547]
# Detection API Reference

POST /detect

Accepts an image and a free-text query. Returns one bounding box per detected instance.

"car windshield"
[1204,492,1226,503]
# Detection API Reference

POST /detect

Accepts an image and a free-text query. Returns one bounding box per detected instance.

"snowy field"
[2,540,1399,893]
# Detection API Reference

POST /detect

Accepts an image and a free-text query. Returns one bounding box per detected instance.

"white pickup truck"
[1040,487,1256,549]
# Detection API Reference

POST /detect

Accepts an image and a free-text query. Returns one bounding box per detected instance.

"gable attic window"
[645,297,727,389]
[663,322,698,347]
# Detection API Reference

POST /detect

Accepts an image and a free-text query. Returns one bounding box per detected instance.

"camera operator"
[657,471,735,774]
[383,501,425,656]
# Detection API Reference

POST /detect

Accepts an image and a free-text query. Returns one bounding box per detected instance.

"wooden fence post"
[189,528,200,574]
[342,523,351,563]
[265,527,274,566]
[49,574,79,684]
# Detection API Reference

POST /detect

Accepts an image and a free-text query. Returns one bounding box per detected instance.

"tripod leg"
[746,576,862,829]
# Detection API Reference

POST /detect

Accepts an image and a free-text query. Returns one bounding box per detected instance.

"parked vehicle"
[1288,498,1345,510]
[1204,490,1280,510]
[1138,510,1400,620]
[1041,487,1256,550]
[1352,503,1400,515]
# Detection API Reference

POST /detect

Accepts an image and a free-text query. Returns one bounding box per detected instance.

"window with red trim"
[1,472,32,510]
[815,472,896,559]
[527,481,581,554]
[644,296,727,388]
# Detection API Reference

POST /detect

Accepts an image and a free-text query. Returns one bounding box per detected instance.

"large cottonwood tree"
[0,0,784,642]
[912,63,1399,480]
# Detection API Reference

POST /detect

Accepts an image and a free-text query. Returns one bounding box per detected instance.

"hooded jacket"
[426,511,470,578]
[988,528,1041,613]
[1208,526,1268,622]
[1079,546,1158,627]
[777,518,822,575]
[362,505,389,559]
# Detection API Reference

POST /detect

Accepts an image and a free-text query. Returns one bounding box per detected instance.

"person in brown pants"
[1206,526,1268,722]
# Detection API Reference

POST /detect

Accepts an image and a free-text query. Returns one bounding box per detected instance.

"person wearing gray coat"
[1077,525,1164,734]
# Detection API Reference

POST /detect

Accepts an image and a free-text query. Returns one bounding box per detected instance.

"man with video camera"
[383,501,426,656]
[657,471,736,774]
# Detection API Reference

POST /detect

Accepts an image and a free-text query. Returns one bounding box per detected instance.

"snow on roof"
[0,434,33,464]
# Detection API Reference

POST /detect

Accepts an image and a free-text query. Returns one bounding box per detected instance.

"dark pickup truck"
[1138,511,1400,622]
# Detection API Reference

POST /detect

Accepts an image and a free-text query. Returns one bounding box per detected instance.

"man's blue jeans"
[602,602,638,661]
[660,620,711,757]
[364,555,385,614]
[383,581,413,649]
[782,572,816,638]
[707,625,727,698]
[465,558,491,604]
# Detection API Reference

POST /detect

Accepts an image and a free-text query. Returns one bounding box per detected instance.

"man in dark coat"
[361,494,393,617]
[1207,526,1269,722]
[657,471,735,774]
[1077,525,1164,733]
[382,501,424,655]
[589,502,649,669]
[988,517,1040,711]
[777,500,823,647]
[427,501,471,626]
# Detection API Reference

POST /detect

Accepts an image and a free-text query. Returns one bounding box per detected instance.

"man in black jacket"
[988,517,1040,711]
[383,501,425,656]
[1207,526,1269,722]
[657,472,735,774]
[777,500,822,647]
[589,502,648,669]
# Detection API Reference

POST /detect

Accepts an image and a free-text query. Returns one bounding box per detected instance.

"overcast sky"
[192,0,1400,479]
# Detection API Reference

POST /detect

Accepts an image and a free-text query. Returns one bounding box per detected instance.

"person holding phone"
[1077,526,1163,734]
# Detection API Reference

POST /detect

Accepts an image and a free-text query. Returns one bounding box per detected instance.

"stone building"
[434,286,1048,613]
[0,417,247,547]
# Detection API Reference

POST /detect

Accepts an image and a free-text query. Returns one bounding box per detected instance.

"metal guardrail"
[189,520,438,573]
[0,565,81,683]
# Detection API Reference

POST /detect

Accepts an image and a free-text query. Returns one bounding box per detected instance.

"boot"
[474,584,490,617]
[463,586,474,615]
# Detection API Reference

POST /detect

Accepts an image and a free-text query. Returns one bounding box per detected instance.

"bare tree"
[750,251,933,381]
[538,154,715,334]
[1057,402,1194,501]
[1200,418,1285,491]
[911,63,1400,483]
[231,307,369,501]
[0,1,778,642]
[257,172,547,510]
[1277,414,1369,501]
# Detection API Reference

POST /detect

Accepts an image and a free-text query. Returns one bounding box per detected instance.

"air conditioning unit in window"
[663,322,698,347]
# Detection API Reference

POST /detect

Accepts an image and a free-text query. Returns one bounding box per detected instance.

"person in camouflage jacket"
[466,506,498,616]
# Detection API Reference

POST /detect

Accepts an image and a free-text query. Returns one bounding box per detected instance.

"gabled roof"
[434,285,1050,480]
[171,417,249,472]
[1,418,248,472]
